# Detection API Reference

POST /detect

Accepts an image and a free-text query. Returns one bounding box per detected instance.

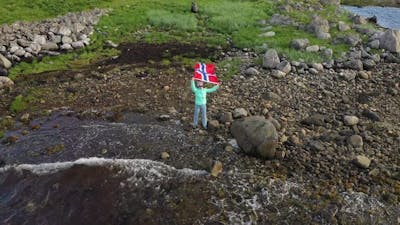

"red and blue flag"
[193,63,219,84]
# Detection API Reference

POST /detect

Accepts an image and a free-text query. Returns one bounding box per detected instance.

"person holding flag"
[191,63,220,129]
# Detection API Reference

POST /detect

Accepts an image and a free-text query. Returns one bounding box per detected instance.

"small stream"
[343,5,400,30]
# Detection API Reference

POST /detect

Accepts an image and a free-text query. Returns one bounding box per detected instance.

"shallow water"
[343,5,400,30]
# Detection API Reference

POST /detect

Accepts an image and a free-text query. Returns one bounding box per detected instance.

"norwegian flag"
[193,63,219,84]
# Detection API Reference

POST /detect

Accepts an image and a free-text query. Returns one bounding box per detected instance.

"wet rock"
[344,115,359,126]
[354,155,371,168]
[233,108,248,119]
[262,49,280,69]
[231,116,278,159]
[211,161,222,177]
[348,135,363,148]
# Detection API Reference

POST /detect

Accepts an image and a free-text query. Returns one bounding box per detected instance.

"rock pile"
[0,8,108,74]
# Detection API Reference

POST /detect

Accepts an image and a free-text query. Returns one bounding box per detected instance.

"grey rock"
[344,59,363,71]
[9,46,19,54]
[363,59,376,70]
[0,45,6,53]
[308,141,325,151]
[317,31,331,39]
[291,38,309,50]
[17,39,31,47]
[263,91,281,101]
[319,0,340,5]
[51,35,62,44]
[352,15,367,24]
[58,26,72,36]
[72,23,85,33]
[259,31,275,37]
[14,49,26,57]
[105,40,118,48]
[231,116,278,159]
[309,68,318,74]
[268,14,296,26]
[338,21,350,31]
[33,35,47,45]
[0,54,12,69]
[0,67,8,76]
[191,2,198,13]
[271,69,286,79]
[60,43,73,50]
[24,52,33,59]
[219,112,233,123]
[358,71,370,79]
[344,115,359,126]
[308,15,330,34]
[41,42,59,51]
[370,54,381,63]
[302,114,326,126]
[379,29,400,53]
[244,67,260,76]
[208,120,220,130]
[306,45,319,52]
[368,39,380,49]
[311,62,324,71]
[0,76,14,89]
[354,155,371,168]
[71,41,85,49]
[233,108,248,119]
[29,43,42,54]
[344,34,361,46]
[322,48,333,58]
[62,36,73,44]
[348,135,363,148]
[276,61,291,73]
[262,49,280,69]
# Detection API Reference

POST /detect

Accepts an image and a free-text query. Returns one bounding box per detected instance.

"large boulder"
[379,29,400,53]
[231,116,278,159]
[262,49,280,69]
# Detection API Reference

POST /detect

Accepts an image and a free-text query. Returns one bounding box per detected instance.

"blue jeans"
[193,104,207,128]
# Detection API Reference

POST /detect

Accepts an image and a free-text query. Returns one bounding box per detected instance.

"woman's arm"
[206,83,219,93]
[191,79,197,93]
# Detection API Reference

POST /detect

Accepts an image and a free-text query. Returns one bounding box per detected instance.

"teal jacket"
[191,80,219,105]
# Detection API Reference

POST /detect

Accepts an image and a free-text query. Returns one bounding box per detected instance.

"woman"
[191,78,219,129]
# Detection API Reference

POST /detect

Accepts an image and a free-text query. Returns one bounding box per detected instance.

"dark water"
[343,5,400,30]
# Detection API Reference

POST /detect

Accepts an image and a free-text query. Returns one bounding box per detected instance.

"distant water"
[343,5,400,30]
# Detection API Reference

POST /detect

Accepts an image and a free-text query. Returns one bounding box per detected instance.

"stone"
[0,76,14,89]
[344,115,359,126]
[208,120,220,130]
[231,116,278,159]
[306,45,319,52]
[344,34,361,46]
[338,21,350,31]
[302,114,326,126]
[309,68,318,75]
[322,48,333,58]
[363,59,376,70]
[161,152,170,160]
[33,35,46,45]
[271,69,286,79]
[308,15,330,34]
[319,0,340,5]
[311,63,324,71]
[348,135,363,148]
[0,54,12,69]
[158,114,170,121]
[29,43,42,54]
[262,49,280,69]
[17,39,31,47]
[72,22,85,33]
[0,45,6,53]
[308,141,325,151]
[259,31,275,37]
[233,108,248,119]
[358,71,370,79]
[344,59,363,71]
[362,109,380,121]
[264,91,281,101]
[0,67,8,76]
[20,113,30,122]
[211,161,222,177]
[368,39,380,49]
[353,15,367,24]
[58,26,72,36]
[275,150,285,159]
[219,112,233,123]
[14,49,26,57]
[71,41,85,49]
[105,40,118,48]
[354,155,371,169]
[60,43,73,50]
[291,38,309,50]
[316,32,331,39]
[379,29,400,53]
[268,14,296,26]
[41,42,59,51]
[245,67,260,76]
[276,61,291,74]
[62,36,73,44]
[191,2,198,13]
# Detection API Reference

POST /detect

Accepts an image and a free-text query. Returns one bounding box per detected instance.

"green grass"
[10,95,28,113]
[3,0,366,77]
